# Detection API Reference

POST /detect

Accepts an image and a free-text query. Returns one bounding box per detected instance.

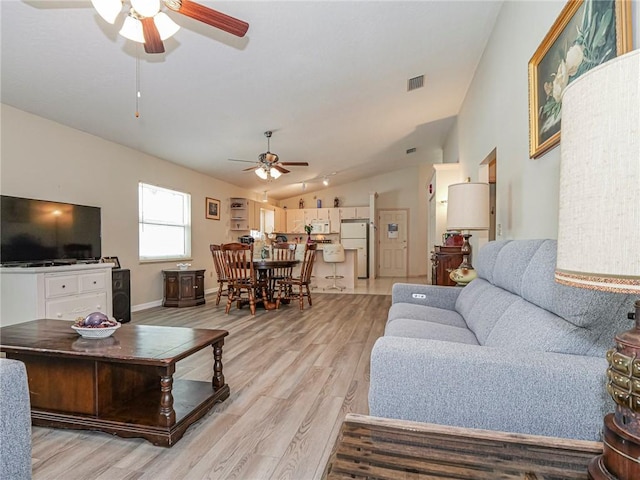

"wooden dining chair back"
[269,243,297,293]
[276,243,317,311]
[221,242,263,315]
[209,244,230,306]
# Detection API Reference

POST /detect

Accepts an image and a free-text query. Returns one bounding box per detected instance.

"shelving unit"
[230,198,250,231]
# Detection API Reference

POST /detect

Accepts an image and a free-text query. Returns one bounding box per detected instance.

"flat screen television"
[1,195,102,266]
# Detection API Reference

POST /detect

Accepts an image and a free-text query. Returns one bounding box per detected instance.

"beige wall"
[280,164,431,277]
[447,0,639,243]
[1,104,257,309]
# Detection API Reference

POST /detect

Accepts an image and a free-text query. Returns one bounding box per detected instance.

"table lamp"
[555,49,639,480]
[446,181,490,285]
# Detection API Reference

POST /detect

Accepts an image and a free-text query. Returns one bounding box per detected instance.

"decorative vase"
[307,234,312,244]
[449,268,477,286]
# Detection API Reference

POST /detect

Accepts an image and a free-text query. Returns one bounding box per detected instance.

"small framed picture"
[206,197,220,220]
[101,256,120,269]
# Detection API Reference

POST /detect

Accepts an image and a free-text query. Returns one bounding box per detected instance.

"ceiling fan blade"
[272,165,290,174]
[141,17,165,54]
[228,158,256,164]
[172,0,249,37]
[280,162,309,166]
[242,166,258,172]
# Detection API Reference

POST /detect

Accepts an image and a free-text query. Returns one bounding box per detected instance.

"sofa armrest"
[369,336,609,441]
[0,358,32,480]
[391,283,462,310]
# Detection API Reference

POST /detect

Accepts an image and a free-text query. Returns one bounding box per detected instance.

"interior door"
[378,209,408,277]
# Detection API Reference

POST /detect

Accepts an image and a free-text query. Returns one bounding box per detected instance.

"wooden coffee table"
[323,414,603,479]
[0,319,229,447]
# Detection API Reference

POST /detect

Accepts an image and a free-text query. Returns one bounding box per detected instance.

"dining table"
[252,258,299,309]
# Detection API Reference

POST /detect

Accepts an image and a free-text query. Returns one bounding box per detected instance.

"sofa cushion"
[455,279,521,344]
[388,303,467,328]
[385,319,480,344]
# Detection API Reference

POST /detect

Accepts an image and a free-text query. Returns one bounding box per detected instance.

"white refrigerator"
[340,222,368,279]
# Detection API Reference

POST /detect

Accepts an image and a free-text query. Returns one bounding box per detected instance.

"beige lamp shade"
[446,182,490,231]
[556,50,640,294]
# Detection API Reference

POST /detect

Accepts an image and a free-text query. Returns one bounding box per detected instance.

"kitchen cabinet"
[329,209,341,233]
[316,208,330,221]
[287,209,305,233]
[250,200,261,230]
[162,269,206,307]
[303,209,318,225]
[274,206,286,233]
[339,207,357,220]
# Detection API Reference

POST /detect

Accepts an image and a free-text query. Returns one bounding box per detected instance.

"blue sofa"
[369,239,634,441]
[0,358,32,480]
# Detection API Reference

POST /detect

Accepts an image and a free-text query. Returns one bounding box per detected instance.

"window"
[138,182,191,261]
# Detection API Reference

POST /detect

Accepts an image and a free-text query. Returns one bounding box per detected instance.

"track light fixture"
[323,176,329,186]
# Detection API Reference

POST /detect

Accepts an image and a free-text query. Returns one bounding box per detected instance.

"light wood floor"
[31,292,392,480]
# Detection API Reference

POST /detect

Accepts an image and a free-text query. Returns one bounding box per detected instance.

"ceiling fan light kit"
[232,131,309,182]
[91,0,122,24]
[130,0,160,18]
[91,0,248,54]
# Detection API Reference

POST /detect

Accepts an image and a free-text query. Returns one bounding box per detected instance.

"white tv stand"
[0,263,113,327]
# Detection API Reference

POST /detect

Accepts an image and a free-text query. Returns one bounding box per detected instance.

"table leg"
[158,364,176,427]
[212,340,225,390]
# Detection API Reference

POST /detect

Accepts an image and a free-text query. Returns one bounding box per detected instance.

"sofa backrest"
[455,239,633,356]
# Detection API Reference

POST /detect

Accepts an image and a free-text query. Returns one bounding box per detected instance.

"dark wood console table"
[431,245,463,286]
[324,414,602,479]
[0,319,229,447]
[162,269,206,307]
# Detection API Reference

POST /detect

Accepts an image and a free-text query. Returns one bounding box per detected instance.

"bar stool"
[323,244,345,291]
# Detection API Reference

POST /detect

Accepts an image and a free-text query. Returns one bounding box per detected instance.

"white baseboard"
[131,287,219,313]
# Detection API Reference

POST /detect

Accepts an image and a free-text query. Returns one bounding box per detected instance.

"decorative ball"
[83,311,109,327]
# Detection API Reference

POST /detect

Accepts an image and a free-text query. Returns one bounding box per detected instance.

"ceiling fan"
[90,0,249,54]
[229,131,309,181]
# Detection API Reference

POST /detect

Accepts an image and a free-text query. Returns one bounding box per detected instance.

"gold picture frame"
[206,197,220,220]
[528,0,632,158]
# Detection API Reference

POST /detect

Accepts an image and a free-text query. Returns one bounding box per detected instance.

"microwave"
[310,221,330,234]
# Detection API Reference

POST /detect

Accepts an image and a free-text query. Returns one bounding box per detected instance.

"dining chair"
[275,243,317,311]
[222,242,266,315]
[209,244,230,306]
[269,243,297,298]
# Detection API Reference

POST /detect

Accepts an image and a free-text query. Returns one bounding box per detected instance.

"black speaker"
[112,269,131,323]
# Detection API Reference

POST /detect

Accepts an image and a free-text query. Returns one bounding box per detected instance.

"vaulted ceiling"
[1,1,502,199]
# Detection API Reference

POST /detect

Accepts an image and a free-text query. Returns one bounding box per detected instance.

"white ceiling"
[1,1,502,199]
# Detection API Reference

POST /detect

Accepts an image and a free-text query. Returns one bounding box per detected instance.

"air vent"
[407,75,424,91]
[406,147,417,154]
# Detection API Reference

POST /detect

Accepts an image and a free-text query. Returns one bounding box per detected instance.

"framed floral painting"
[528,0,632,158]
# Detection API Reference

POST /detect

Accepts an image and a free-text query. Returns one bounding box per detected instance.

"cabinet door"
[355,206,370,219]
[339,207,356,220]
[273,207,283,233]
[303,209,318,225]
[329,208,341,233]
[287,209,304,233]
[179,273,196,300]
[316,208,330,221]
[194,271,205,301]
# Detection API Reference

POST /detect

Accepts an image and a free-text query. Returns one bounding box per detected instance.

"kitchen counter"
[287,245,357,291]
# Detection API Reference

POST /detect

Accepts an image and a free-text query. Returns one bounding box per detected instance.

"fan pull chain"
[135,46,141,118]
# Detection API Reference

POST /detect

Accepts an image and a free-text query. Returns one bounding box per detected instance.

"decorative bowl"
[176,263,191,270]
[71,322,121,339]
